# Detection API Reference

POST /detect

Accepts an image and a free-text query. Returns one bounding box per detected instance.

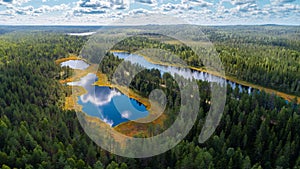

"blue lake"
[68,73,149,127]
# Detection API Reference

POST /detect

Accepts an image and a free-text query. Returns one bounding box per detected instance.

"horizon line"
[0,23,300,27]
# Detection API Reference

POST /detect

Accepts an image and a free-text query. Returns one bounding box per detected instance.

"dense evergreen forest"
[110,26,300,96]
[0,26,299,169]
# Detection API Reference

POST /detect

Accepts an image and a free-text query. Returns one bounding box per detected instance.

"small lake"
[67,32,96,36]
[68,73,149,127]
[61,60,90,70]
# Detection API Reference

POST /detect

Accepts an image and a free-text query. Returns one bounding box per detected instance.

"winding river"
[115,52,252,93]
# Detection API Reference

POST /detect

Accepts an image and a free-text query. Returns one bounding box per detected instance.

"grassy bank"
[64,86,86,111]
[55,54,83,64]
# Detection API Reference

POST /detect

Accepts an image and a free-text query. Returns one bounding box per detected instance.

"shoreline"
[55,54,83,64]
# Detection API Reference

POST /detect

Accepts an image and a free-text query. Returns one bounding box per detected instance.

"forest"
[109,26,300,96]
[0,25,299,169]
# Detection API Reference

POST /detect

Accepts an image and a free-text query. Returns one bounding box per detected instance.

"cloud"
[67,73,97,86]
[134,0,157,5]
[0,0,299,25]
[214,0,299,23]
[0,0,11,6]
[72,0,130,16]
[79,0,110,8]
[2,4,70,16]
[281,0,296,2]
[237,3,258,12]
[182,0,213,7]
[160,3,176,11]
[0,0,31,6]
[274,0,296,4]
[79,0,129,10]
[128,8,150,15]
[230,0,256,6]
[160,3,193,12]
[2,0,13,3]
[80,89,122,107]
[215,0,262,19]
[103,118,114,127]
[263,2,300,16]
[121,111,131,119]
[38,4,70,13]
[15,5,33,15]
[73,8,106,15]
[69,74,123,107]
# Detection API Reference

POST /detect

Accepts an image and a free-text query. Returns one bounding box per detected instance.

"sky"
[0,0,299,25]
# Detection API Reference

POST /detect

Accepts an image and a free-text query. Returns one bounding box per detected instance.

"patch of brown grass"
[64,86,86,111]
[55,54,82,64]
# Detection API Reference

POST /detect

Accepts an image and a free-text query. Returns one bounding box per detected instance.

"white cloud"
[121,111,131,119]
[128,8,150,15]
[70,0,132,17]
[230,0,256,6]
[0,0,31,6]
[80,89,121,107]
[68,74,123,107]
[159,3,192,12]
[0,3,70,16]
[67,73,97,86]
[0,0,299,25]
[182,0,213,7]
[103,118,114,127]
[78,0,110,8]
[134,0,157,6]
[272,0,297,6]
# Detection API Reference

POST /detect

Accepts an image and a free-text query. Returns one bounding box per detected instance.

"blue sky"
[0,0,299,25]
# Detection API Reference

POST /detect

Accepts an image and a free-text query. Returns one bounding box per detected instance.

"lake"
[68,73,149,127]
[60,60,90,70]
[67,32,96,36]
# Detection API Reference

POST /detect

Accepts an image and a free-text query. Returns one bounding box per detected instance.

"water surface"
[69,73,149,127]
[67,32,96,36]
[61,60,90,70]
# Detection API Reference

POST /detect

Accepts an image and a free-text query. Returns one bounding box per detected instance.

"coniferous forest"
[0,25,300,169]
